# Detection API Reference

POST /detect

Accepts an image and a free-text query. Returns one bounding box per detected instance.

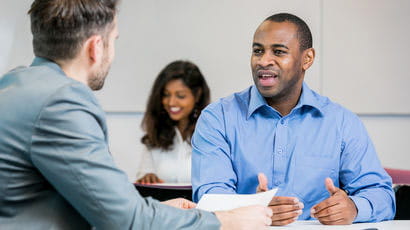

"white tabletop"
[269,220,410,230]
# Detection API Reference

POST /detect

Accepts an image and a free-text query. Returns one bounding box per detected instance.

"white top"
[136,128,192,183]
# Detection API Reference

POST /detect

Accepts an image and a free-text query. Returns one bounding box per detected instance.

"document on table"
[196,188,278,211]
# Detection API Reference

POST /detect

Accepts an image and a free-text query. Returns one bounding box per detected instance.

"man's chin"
[257,86,279,98]
[89,80,105,91]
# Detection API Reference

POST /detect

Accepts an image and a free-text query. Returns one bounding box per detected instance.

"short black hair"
[264,13,312,51]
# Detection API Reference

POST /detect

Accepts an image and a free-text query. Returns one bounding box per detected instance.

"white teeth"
[170,107,181,112]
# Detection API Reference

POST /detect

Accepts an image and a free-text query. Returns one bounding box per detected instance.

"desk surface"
[270,220,410,230]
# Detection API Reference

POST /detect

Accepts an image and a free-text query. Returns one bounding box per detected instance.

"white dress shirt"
[137,128,192,183]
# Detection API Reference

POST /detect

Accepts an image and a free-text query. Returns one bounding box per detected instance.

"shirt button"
[280,120,285,125]
[278,149,283,154]
[274,181,280,186]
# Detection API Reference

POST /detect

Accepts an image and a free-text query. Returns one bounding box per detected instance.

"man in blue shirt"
[192,13,395,226]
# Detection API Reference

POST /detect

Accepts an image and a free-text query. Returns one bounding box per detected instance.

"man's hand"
[310,177,357,225]
[256,173,304,226]
[215,205,273,230]
[161,198,196,209]
[136,173,164,184]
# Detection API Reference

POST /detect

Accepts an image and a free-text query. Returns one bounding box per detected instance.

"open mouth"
[257,70,278,86]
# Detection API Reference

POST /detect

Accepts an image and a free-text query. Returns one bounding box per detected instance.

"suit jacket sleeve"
[29,82,220,230]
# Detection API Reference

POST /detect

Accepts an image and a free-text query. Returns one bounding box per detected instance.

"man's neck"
[266,86,302,117]
[56,58,89,87]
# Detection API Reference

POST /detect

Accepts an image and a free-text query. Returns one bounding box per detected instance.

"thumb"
[257,173,268,192]
[325,177,338,195]
[184,200,197,209]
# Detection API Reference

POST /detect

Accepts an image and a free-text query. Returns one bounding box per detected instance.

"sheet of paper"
[196,188,278,211]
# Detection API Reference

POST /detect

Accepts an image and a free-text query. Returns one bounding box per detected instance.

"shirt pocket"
[292,156,337,204]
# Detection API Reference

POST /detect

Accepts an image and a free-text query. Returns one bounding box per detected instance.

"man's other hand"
[310,177,357,225]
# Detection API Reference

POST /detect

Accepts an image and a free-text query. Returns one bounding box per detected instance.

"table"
[134,183,192,201]
[269,220,410,230]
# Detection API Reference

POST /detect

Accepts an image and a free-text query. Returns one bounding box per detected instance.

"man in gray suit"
[0,0,273,229]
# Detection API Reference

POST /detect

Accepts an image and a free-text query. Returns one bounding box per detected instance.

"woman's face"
[162,79,196,123]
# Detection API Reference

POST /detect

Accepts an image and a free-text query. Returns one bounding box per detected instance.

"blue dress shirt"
[192,83,395,222]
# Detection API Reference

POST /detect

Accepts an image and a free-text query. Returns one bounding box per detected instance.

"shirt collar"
[247,82,323,118]
[30,57,66,76]
[247,85,267,118]
[294,82,324,115]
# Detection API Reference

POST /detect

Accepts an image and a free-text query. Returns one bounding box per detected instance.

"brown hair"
[141,60,210,150]
[28,0,118,61]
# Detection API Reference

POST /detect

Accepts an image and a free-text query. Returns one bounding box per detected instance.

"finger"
[264,216,273,226]
[313,203,340,218]
[257,173,268,192]
[183,200,196,209]
[140,177,148,184]
[271,215,299,226]
[152,175,164,183]
[265,207,273,217]
[311,195,342,216]
[269,196,300,206]
[270,203,304,215]
[150,175,158,183]
[148,175,156,184]
[316,209,343,222]
[319,216,346,225]
[272,209,302,222]
[325,177,338,195]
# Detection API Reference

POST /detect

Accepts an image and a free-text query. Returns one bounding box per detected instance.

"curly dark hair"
[141,60,210,150]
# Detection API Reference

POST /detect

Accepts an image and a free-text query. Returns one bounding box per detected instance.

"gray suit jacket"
[0,57,220,230]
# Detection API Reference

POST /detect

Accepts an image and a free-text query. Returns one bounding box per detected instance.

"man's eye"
[253,48,264,55]
[274,50,286,55]
[177,95,186,99]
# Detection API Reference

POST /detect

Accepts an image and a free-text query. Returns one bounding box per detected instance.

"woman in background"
[136,60,210,184]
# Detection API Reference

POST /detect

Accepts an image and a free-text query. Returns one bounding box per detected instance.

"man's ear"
[86,35,104,65]
[302,48,315,71]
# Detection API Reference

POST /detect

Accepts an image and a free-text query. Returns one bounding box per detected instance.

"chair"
[385,168,410,184]
[384,167,410,220]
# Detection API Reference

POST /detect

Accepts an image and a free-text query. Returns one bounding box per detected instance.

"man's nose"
[259,53,275,67]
